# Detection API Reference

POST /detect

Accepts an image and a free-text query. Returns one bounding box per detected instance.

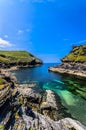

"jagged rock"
[0,69,18,84]
[0,67,86,130]
[41,90,57,110]
[17,86,42,103]
[0,84,11,107]
[20,106,86,130]
[49,62,86,78]
[49,45,86,78]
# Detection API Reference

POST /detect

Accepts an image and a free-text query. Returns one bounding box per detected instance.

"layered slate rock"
[0,74,13,108]
[49,45,86,77]
[17,85,42,104]
[0,84,10,107]
[14,106,86,130]
[0,69,86,130]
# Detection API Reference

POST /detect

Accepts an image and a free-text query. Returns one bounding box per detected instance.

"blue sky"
[0,0,86,62]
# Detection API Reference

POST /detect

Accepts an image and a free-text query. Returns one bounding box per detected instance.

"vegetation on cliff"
[0,51,42,67]
[62,45,86,62]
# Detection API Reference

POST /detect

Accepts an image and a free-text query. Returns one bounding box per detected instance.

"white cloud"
[78,40,86,44]
[4,35,8,38]
[0,38,14,48]
[70,39,86,46]
[17,30,23,34]
[17,28,31,35]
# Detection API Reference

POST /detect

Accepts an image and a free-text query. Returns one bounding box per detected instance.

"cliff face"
[0,51,42,68]
[0,72,17,108]
[49,45,86,77]
[0,78,10,107]
[62,45,86,62]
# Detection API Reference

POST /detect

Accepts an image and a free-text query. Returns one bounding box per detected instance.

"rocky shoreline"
[49,62,86,78]
[49,45,86,78]
[0,69,86,130]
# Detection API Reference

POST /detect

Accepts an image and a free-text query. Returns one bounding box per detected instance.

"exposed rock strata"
[49,45,86,78]
[0,70,86,130]
[11,106,86,130]
[49,62,86,78]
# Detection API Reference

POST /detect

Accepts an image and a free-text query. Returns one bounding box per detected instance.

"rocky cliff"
[62,45,86,62]
[49,45,86,78]
[0,51,42,68]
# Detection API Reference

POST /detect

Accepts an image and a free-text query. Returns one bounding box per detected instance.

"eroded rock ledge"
[49,62,86,78]
[49,45,86,78]
[0,70,86,130]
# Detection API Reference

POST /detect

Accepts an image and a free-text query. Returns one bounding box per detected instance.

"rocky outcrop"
[13,106,86,130]
[0,70,15,107]
[41,90,58,110]
[49,45,86,78]
[0,84,11,107]
[17,85,42,103]
[62,45,86,62]
[0,69,86,130]
[49,62,86,77]
[0,51,43,68]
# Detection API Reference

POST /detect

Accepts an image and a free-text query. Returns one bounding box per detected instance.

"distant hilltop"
[62,45,86,63]
[49,45,86,78]
[0,51,42,68]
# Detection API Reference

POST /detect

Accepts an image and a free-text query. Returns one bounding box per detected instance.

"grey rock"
[21,107,86,130]
[41,90,57,110]
[18,86,42,103]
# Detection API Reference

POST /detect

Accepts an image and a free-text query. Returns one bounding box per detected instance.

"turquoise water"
[12,63,86,125]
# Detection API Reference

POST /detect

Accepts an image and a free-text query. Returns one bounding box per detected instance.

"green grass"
[0,125,4,130]
[0,51,42,64]
[62,45,86,62]
[0,80,3,85]
[0,77,4,85]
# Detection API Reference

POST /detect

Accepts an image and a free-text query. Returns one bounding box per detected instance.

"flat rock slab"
[41,90,58,110]
[49,67,86,78]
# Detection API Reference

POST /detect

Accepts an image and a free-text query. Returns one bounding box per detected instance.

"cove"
[12,63,86,125]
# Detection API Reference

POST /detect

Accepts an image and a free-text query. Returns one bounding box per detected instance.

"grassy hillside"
[0,51,42,66]
[62,45,86,62]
